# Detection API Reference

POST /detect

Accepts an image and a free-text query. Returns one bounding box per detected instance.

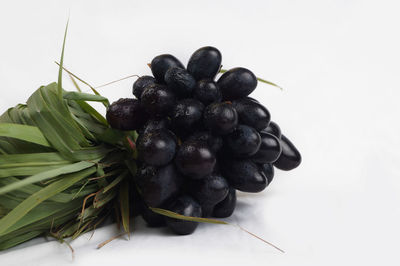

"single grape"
[186,131,223,153]
[165,195,202,235]
[106,98,147,130]
[140,117,171,135]
[220,159,267,193]
[141,204,166,227]
[233,99,270,131]
[250,132,282,163]
[259,163,274,185]
[187,46,222,80]
[218,67,258,100]
[165,67,196,98]
[137,129,177,166]
[189,174,229,206]
[203,102,238,135]
[274,134,302,171]
[193,79,222,105]
[135,163,182,207]
[132,76,156,99]
[213,187,236,218]
[151,54,184,83]
[170,99,204,135]
[224,125,261,158]
[262,121,281,139]
[141,84,176,117]
[175,140,216,179]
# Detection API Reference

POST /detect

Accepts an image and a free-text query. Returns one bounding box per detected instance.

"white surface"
[1,0,400,265]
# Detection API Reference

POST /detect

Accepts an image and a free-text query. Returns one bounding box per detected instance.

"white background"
[1,0,400,265]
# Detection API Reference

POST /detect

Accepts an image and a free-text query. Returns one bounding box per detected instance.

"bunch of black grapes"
[106,47,301,235]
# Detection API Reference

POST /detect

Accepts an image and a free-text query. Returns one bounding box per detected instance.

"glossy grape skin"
[203,102,238,135]
[189,174,229,206]
[141,84,176,117]
[187,46,222,81]
[274,134,302,171]
[217,67,258,100]
[165,195,202,235]
[233,99,271,131]
[213,187,236,218]
[175,140,216,179]
[135,164,182,207]
[259,163,274,185]
[262,121,282,139]
[193,79,222,106]
[165,67,196,98]
[141,205,166,227]
[251,132,282,163]
[221,159,267,193]
[186,131,223,153]
[137,129,177,166]
[171,99,204,134]
[224,125,261,158]
[106,98,147,130]
[140,117,171,135]
[151,54,184,83]
[132,76,156,99]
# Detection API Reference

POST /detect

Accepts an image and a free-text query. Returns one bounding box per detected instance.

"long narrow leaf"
[0,124,51,148]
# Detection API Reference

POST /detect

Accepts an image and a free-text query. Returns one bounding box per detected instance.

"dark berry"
[213,187,236,218]
[218,67,258,100]
[140,117,171,135]
[165,195,202,235]
[233,99,270,131]
[224,125,261,158]
[193,80,222,105]
[175,140,216,179]
[137,129,177,166]
[165,67,196,98]
[187,46,222,80]
[251,132,282,163]
[132,76,156,99]
[259,163,274,185]
[186,131,223,153]
[141,84,176,117]
[203,102,238,135]
[106,98,147,130]
[274,134,302,171]
[262,121,282,139]
[189,174,229,206]
[150,54,184,83]
[141,205,166,227]
[171,99,204,135]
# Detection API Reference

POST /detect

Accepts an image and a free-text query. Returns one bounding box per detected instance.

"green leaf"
[119,179,130,235]
[0,123,51,148]
[63,91,109,103]
[150,207,228,225]
[57,19,69,97]
[219,69,283,90]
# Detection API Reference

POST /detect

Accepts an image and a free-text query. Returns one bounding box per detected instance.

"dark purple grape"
[221,159,267,193]
[150,54,184,83]
[141,205,166,227]
[259,163,274,185]
[262,121,281,139]
[189,174,229,206]
[171,99,204,134]
[203,102,238,135]
[137,129,177,166]
[135,164,182,207]
[187,46,222,80]
[213,187,236,218]
[165,67,196,98]
[132,76,156,99]
[175,140,216,179]
[250,132,281,163]
[218,67,258,100]
[165,195,202,235]
[193,79,222,105]
[224,125,261,158]
[141,84,176,117]
[274,134,302,171]
[106,98,147,130]
[233,99,270,131]
[140,117,171,135]
[186,131,223,153]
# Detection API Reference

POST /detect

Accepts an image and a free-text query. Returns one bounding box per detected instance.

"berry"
[203,102,238,135]
[251,132,282,163]
[274,134,302,171]
[224,125,261,158]
[132,76,156,99]
[165,195,202,235]
[233,99,271,131]
[106,98,147,130]
[141,205,166,227]
[262,121,281,139]
[186,131,223,153]
[187,46,222,80]
[165,67,196,97]
[151,54,184,83]
[140,117,171,135]
[137,129,177,166]
[189,174,229,206]
[259,163,274,185]
[218,67,258,100]
[213,187,236,218]
[175,140,216,179]
[171,99,204,135]
[193,79,222,105]
[141,84,176,117]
